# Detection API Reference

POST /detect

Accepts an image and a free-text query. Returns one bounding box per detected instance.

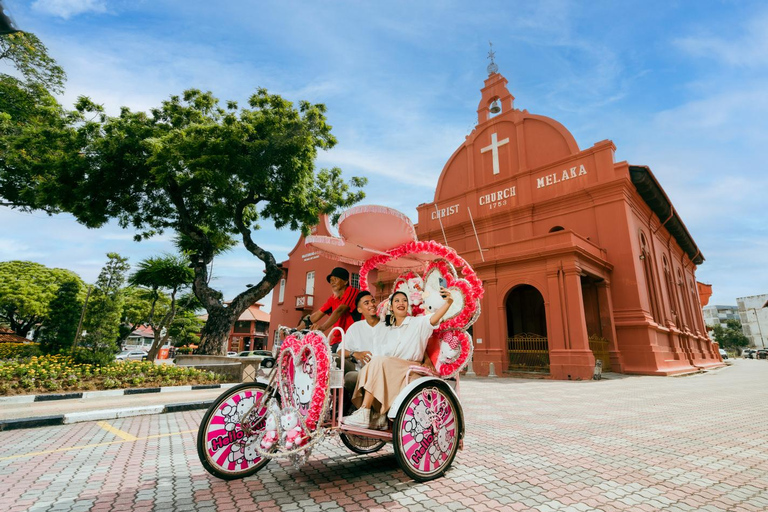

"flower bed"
[0,354,224,396]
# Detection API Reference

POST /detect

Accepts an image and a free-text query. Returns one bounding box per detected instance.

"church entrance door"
[506,285,549,373]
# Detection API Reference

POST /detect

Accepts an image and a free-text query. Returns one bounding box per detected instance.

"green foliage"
[71,347,117,367]
[0,33,71,213]
[0,354,224,395]
[0,261,85,337]
[0,86,366,354]
[0,342,42,360]
[711,319,750,350]
[82,253,130,352]
[0,32,66,93]
[39,280,83,354]
[168,308,204,347]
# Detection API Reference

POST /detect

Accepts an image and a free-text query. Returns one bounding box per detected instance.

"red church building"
[270,67,723,380]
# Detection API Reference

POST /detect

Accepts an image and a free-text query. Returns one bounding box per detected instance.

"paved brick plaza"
[1,359,766,512]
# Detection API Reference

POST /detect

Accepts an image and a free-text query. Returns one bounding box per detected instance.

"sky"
[1,0,767,310]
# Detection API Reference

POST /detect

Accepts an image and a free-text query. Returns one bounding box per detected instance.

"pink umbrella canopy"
[305,205,431,270]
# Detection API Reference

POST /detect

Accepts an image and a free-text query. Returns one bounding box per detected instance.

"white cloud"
[674,10,768,68]
[32,0,106,20]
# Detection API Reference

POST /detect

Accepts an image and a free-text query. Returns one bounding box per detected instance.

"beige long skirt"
[351,355,422,415]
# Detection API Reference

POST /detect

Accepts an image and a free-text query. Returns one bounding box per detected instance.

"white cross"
[480,132,510,175]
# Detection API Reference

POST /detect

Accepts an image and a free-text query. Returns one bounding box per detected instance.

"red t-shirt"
[321,286,359,345]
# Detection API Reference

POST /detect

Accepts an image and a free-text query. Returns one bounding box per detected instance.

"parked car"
[236,350,273,358]
[743,349,756,359]
[757,349,768,360]
[226,352,238,357]
[115,350,148,361]
[718,348,728,360]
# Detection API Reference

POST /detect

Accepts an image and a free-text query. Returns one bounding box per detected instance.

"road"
[1,359,767,511]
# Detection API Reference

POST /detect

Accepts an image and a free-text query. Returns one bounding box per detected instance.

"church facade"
[270,69,723,379]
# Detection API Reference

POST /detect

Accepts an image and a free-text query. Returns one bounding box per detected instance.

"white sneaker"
[342,408,371,428]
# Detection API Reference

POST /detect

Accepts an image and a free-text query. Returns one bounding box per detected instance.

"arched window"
[689,278,704,333]
[677,268,692,331]
[639,232,661,323]
[549,226,565,233]
[662,256,681,329]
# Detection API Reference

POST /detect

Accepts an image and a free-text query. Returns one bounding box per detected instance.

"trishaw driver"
[308,267,359,352]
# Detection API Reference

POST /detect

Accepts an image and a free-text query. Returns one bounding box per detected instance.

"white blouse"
[373,315,437,362]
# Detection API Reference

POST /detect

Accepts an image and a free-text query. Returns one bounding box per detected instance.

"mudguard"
[387,376,463,430]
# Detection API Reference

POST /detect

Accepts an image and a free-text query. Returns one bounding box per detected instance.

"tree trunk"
[198,309,237,355]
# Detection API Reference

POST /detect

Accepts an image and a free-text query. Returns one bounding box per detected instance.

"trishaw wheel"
[340,433,387,455]
[196,382,272,480]
[393,380,461,482]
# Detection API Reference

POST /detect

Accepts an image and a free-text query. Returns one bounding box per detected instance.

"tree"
[119,286,168,344]
[128,254,194,360]
[82,253,130,353]
[1,32,73,212]
[0,32,66,93]
[3,88,366,354]
[711,319,750,350]
[39,280,83,354]
[0,260,84,338]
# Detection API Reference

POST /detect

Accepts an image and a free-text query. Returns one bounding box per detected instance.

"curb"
[0,382,238,405]
[0,400,216,432]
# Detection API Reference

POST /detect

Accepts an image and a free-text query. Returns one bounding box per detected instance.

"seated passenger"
[343,288,453,429]
[341,291,382,396]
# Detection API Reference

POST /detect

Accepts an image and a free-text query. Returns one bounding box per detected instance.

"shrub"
[0,343,43,360]
[72,348,115,367]
[0,354,225,395]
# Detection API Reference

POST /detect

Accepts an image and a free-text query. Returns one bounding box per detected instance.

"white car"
[115,350,148,361]
[718,348,728,360]
[227,352,238,357]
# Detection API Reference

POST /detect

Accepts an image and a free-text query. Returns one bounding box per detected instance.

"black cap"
[326,267,349,283]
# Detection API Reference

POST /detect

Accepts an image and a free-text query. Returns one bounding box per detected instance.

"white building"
[736,294,768,348]
[702,305,740,330]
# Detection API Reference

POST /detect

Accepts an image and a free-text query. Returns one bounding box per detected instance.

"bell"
[489,99,501,114]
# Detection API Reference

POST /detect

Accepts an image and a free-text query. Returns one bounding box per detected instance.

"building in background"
[702,305,741,330]
[268,218,364,348]
[271,66,722,379]
[736,294,768,348]
[228,303,271,352]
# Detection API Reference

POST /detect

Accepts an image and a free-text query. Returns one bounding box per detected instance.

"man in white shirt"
[341,291,382,397]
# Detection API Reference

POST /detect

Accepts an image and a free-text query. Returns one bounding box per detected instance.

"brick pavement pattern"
[1,359,767,511]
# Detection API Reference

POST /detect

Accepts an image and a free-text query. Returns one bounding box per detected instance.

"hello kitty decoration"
[280,408,308,450]
[260,410,280,451]
[277,331,331,431]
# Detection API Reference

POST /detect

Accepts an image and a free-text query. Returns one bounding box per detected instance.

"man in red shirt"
[309,267,359,352]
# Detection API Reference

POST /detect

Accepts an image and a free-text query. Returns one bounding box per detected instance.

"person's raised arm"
[315,304,349,331]
[429,287,455,326]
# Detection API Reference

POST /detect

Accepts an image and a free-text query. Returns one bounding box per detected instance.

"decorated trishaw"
[196,206,483,482]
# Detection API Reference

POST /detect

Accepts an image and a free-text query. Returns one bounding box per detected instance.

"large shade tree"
[1,87,366,354]
[0,260,84,338]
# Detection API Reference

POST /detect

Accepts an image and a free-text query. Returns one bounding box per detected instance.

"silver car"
[115,350,148,361]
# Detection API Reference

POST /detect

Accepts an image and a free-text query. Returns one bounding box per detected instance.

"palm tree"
[128,254,194,361]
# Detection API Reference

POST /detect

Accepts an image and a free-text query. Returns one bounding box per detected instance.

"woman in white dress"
[343,288,453,429]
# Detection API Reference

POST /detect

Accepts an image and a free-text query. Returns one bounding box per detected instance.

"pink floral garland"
[357,240,485,378]
[278,332,331,431]
[436,329,473,378]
